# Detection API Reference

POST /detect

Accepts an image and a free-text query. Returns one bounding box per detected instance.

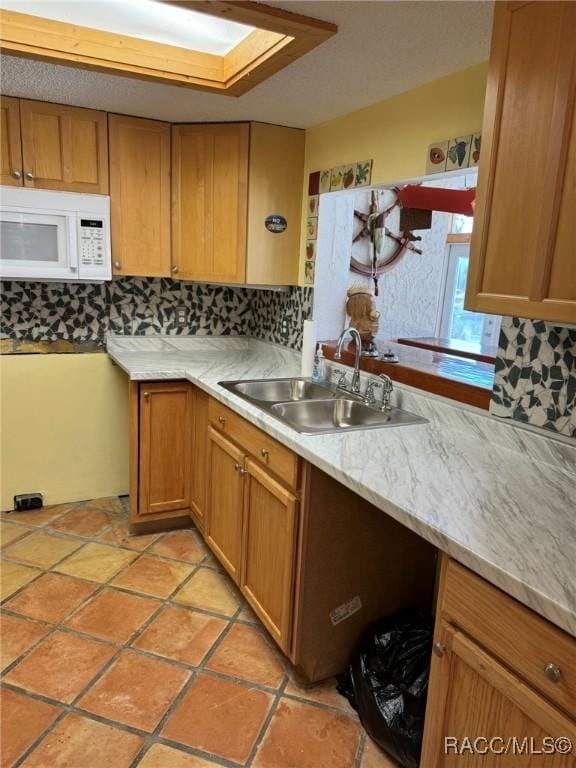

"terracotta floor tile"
[64,588,159,643]
[284,675,357,715]
[149,530,207,564]
[0,521,32,548]
[253,699,361,768]
[0,686,62,768]
[237,605,261,625]
[206,623,285,688]
[78,650,189,732]
[99,519,160,551]
[0,561,40,600]
[162,673,272,764]
[137,743,216,768]
[20,712,144,768]
[4,630,116,703]
[2,503,74,527]
[4,572,97,624]
[361,738,399,768]
[0,613,51,671]
[50,507,115,537]
[83,496,126,514]
[112,554,193,599]
[3,531,82,569]
[54,542,138,582]
[133,604,227,666]
[173,567,240,617]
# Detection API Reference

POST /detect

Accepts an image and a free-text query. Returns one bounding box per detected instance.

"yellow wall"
[299,62,488,281]
[0,354,129,511]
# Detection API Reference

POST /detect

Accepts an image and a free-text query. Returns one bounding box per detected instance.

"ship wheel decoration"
[352,188,423,295]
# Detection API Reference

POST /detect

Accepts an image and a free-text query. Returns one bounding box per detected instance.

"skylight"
[0,0,255,55]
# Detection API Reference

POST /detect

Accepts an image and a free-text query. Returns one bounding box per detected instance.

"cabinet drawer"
[208,398,299,489]
[440,558,576,718]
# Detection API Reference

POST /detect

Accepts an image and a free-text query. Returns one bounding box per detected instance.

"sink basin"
[218,377,428,435]
[222,378,333,402]
[271,398,427,434]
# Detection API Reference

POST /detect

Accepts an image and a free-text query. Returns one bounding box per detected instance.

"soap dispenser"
[311,344,326,383]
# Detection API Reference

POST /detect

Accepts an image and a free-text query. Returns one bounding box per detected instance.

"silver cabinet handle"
[544,663,561,683]
[260,448,269,459]
[432,642,446,658]
[218,415,226,425]
[114,261,122,270]
[171,265,179,274]
[143,391,150,399]
[12,170,21,179]
[234,462,247,476]
[25,171,34,180]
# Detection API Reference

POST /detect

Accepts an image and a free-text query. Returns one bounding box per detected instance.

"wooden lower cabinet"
[130,380,205,531]
[421,557,576,766]
[241,458,298,653]
[205,427,246,582]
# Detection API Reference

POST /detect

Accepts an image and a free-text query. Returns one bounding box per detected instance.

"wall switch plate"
[175,307,188,327]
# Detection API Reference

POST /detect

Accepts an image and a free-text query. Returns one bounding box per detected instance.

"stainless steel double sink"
[218,378,428,435]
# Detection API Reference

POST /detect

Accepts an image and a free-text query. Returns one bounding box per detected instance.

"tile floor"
[0,497,397,768]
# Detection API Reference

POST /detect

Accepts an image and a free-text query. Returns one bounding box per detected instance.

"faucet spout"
[334,327,363,393]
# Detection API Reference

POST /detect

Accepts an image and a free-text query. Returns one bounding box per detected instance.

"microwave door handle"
[68,217,78,273]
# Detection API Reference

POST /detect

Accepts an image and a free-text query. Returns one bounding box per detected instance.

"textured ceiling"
[0,1,494,128]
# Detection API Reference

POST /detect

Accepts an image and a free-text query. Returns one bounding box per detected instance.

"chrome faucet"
[379,374,394,410]
[334,327,362,393]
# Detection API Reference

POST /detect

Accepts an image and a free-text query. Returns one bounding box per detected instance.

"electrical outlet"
[281,319,289,339]
[175,306,188,327]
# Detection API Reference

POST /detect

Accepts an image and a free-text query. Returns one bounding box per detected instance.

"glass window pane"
[447,255,484,343]
[450,214,474,234]
[0,221,60,262]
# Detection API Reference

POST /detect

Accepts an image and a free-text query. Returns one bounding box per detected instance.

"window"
[439,243,501,347]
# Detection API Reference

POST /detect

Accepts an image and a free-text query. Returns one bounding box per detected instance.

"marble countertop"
[107,335,576,638]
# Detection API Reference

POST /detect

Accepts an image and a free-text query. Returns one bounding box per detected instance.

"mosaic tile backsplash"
[491,317,576,437]
[0,279,313,351]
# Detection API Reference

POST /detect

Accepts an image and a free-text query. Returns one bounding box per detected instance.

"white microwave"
[0,187,111,281]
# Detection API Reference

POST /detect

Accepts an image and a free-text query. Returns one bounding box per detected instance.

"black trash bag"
[337,610,433,768]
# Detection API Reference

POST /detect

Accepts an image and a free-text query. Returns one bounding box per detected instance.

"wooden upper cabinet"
[172,122,304,286]
[109,114,171,277]
[172,123,249,284]
[19,100,108,193]
[1,96,23,185]
[246,123,305,285]
[138,382,192,518]
[466,1,576,324]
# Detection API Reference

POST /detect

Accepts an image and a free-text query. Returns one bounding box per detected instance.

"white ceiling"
[0,1,494,128]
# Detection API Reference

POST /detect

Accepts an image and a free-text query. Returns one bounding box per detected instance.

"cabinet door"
[206,426,246,581]
[109,114,171,277]
[241,458,298,652]
[421,622,576,767]
[466,1,576,324]
[1,96,23,186]
[139,382,192,518]
[19,100,108,193]
[190,387,209,530]
[172,123,248,283]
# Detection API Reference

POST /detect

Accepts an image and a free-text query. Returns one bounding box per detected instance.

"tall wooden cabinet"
[466,1,576,324]
[1,96,23,185]
[172,121,304,285]
[109,114,171,277]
